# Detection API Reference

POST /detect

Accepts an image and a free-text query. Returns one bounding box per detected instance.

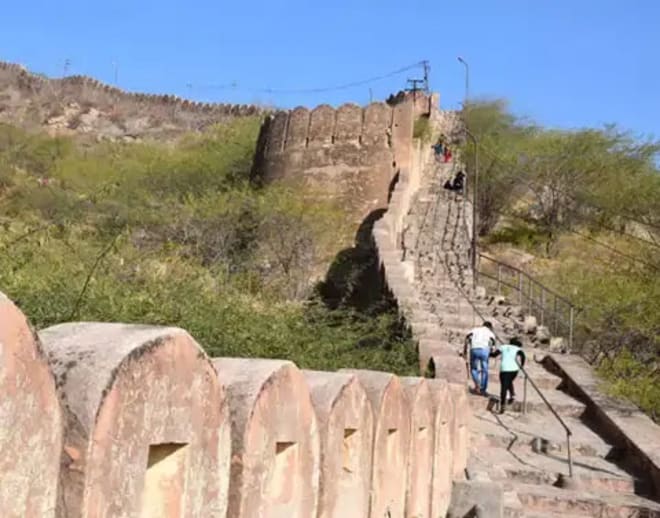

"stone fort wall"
[0,289,468,518]
[252,93,437,229]
[0,61,266,136]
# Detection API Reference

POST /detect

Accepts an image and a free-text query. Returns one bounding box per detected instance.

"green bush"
[0,120,418,375]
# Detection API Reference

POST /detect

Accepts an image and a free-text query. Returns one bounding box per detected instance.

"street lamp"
[457,56,469,109]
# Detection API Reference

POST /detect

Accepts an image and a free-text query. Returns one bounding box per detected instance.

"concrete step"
[514,482,660,517]
[469,412,615,458]
[471,445,642,495]
[469,383,586,418]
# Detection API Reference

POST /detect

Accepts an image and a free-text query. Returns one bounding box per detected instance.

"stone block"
[340,370,411,518]
[303,371,373,518]
[448,383,471,479]
[40,323,229,517]
[549,336,566,353]
[213,358,319,518]
[536,325,551,344]
[447,480,503,518]
[426,379,455,518]
[428,355,466,384]
[0,292,62,518]
[475,286,487,299]
[401,377,434,518]
[523,315,538,334]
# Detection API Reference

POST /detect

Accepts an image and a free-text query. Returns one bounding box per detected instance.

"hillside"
[0,115,418,374]
[463,101,660,419]
[0,61,265,142]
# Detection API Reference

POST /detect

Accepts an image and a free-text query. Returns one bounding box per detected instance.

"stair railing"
[429,195,575,478]
[476,253,578,350]
[444,259,575,477]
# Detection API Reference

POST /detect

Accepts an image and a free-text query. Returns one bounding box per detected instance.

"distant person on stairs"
[464,321,496,395]
[443,170,465,193]
[491,337,526,413]
[432,134,446,158]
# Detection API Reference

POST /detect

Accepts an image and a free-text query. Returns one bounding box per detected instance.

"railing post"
[568,306,575,350]
[497,264,502,295]
[522,374,528,415]
[518,271,523,306]
[540,289,545,326]
[566,433,574,478]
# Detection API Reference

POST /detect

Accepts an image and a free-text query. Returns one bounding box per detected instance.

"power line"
[186,61,426,95]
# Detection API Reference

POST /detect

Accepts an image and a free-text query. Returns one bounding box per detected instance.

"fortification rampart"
[252,94,436,229]
[0,61,266,137]
[0,287,467,518]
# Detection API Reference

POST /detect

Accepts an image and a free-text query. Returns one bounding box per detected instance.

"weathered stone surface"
[303,370,373,518]
[341,369,411,518]
[285,107,310,150]
[0,292,62,518]
[447,480,503,518]
[40,322,230,518]
[214,358,319,518]
[402,377,434,518]
[448,383,470,479]
[428,379,455,518]
[523,315,538,334]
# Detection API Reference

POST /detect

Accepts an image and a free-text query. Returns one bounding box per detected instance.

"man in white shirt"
[464,321,496,395]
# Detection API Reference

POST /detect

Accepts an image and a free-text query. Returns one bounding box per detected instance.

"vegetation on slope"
[463,101,660,419]
[0,121,418,375]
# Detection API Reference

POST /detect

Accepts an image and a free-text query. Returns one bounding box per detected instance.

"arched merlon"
[447,383,470,479]
[39,323,230,518]
[427,379,455,518]
[401,377,434,518]
[213,358,319,518]
[303,370,374,518]
[0,61,266,119]
[0,292,62,518]
[341,369,411,518]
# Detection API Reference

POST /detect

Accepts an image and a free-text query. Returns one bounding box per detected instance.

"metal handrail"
[476,253,578,349]
[430,196,575,478]
[449,265,575,477]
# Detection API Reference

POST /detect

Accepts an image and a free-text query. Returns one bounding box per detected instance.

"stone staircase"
[395,113,660,517]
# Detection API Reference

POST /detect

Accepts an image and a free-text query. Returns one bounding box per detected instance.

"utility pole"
[422,60,430,93]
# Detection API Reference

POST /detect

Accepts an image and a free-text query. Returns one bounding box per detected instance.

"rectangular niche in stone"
[140,442,190,518]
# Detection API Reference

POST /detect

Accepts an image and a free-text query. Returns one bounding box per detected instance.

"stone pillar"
[214,358,319,518]
[303,371,374,518]
[401,377,434,518]
[341,369,411,518]
[0,292,62,518]
[427,379,455,517]
[39,323,230,518]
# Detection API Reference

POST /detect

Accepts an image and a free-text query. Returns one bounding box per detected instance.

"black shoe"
[508,397,515,405]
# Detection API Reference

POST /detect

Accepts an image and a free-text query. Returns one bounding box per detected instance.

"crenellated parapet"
[252,94,435,235]
[0,289,465,518]
[0,60,266,136]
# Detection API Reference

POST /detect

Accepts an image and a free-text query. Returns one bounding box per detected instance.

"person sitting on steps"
[432,134,446,158]
[464,321,496,396]
[491,337,526,414]
[443,170,465,193]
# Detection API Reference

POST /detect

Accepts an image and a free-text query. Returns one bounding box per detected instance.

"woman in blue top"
[490,337,526,414]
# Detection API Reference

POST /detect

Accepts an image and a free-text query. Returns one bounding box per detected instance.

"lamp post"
[457,56,469,109]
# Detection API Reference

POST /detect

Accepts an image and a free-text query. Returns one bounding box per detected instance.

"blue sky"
[1,0,658,137]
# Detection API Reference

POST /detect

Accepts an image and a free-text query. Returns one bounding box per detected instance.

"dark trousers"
[500,370,518,404]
